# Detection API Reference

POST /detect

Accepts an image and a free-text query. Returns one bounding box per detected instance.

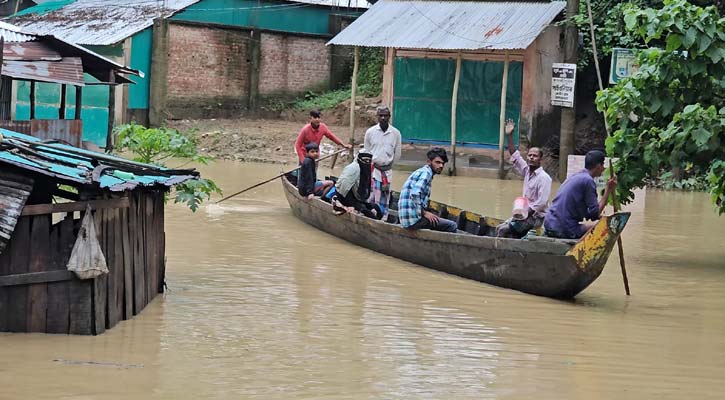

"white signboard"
[551,63,577,108]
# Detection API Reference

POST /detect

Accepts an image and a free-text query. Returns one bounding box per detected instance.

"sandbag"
[67,205,108,280]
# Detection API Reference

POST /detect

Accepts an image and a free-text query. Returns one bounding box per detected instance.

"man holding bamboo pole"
[544,150,617,239]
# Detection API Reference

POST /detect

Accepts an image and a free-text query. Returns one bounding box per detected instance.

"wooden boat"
[281,174,630,298]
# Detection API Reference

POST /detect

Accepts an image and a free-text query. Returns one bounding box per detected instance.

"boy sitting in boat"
[398,147,458,232]
[297,143,333,200]
[331,151,383,219]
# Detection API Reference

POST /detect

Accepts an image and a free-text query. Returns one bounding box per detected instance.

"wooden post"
[349,46,359,157]
[29,81,35,120]
[449,52,462,176]
[558,0,580,180]
[74,86,82,120]
[498,51,510,179]
[106,73,116,153]
[59,84,67,119]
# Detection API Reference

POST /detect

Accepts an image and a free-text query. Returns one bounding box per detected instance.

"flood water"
[2,161,725,399]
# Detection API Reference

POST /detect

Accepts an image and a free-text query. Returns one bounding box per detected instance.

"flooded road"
[2,162,725,399]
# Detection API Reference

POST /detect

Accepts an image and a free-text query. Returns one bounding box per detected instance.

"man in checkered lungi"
[364,105,401,220]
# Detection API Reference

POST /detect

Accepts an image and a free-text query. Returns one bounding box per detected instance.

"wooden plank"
[120,206,133,320]
[6,217,30,332]
[46,214,73,334]
[69,212,92,335]
[27,214,50,332]
[0,219,12,331]
[0,270,74,287]
[113,207,124,321]
[157,192,166,294]
[21,197,130,216]
[146,194,156,302]
[132,193,146,314]
[106,207,121,329]
[92,210,106,335]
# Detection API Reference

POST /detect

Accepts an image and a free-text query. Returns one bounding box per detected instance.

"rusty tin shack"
[0,129,197,335]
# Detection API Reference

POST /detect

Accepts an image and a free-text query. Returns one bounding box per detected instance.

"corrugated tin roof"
[3,57,85,86]
[328,0,566,50]
[0,170,33,254]
[0,20,37,42]
[292,0,370,8]
[11,0,202,46]
[0,129,199,192]
[4,41,62,61]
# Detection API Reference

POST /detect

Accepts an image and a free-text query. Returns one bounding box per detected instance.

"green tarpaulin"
[393,57,523,146]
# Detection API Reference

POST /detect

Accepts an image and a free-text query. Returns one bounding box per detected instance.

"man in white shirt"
[364,105,402,219]
[496,119,552,238]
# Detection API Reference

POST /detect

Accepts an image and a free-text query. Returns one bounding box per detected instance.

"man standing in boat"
[544,150,617,239]
[295,110,351,164]
[398,147,458,232]
[364,105,402,219]
[496,119,552,238]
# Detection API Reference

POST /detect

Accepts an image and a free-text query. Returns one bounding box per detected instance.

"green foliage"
[596,0,725,214]
[572,0,724,68]
[113,123,222,212]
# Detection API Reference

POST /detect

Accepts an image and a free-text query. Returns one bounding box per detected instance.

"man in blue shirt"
[398,147,457,232]
[544,150,617,239]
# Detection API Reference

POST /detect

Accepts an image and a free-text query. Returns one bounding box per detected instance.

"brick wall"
[166,23,251,118]
[259,32,330,96]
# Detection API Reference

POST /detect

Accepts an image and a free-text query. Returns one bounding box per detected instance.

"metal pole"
[449,52,462,176]
[498,51,510,179]
[558,0,580,180]
[349,46,359,158]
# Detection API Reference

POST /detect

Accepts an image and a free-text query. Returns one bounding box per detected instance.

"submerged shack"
[0,129,197,335]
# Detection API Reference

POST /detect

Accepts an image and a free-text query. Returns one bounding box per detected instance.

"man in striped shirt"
[398,147,457,232]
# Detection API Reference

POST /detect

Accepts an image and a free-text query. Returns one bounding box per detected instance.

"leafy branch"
[113,123,222,211]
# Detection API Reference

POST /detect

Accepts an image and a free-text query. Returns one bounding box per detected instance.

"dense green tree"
[596,0,724,213]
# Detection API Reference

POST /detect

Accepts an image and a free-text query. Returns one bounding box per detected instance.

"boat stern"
[567,212,631,274]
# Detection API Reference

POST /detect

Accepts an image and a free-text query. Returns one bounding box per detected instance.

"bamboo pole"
[587,0,630,295]
[216,148,348,204]
[349,46,359,158]
[449,52,462,176]
[498,51,510,179]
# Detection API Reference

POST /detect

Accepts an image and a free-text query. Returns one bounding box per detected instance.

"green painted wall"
[173,0,360,35]
[16,76,110,146]
[12,0,73,16]
[129,28,153,110]
[393,57,523,146]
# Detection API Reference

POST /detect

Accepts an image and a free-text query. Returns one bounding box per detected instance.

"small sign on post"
[551,63,576,108]
[609,48,639,84]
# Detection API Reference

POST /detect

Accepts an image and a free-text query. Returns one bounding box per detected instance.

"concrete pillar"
[247,29,261,110]
[149,18,169,127]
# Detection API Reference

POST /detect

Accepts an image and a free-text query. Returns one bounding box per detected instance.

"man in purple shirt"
[496,119,552,238]
[544,150,617,239]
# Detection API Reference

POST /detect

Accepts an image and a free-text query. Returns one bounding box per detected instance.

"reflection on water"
[2,162,724,399]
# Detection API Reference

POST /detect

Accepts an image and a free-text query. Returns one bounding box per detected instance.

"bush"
[113,123,222,212]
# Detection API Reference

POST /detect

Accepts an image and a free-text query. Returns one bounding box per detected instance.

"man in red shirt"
[295,110,350,163]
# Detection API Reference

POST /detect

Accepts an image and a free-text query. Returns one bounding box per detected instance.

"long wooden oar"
[586,0,630,295]
[215,148,347,204]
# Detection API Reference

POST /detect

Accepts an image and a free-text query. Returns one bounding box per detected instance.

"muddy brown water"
[2,162,724,399]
